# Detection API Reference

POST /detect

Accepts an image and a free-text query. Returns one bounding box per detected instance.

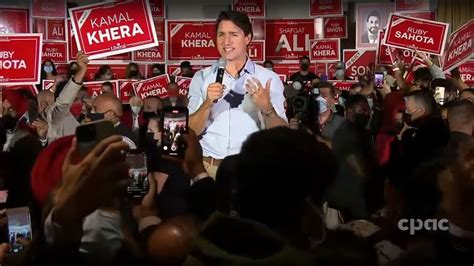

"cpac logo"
[398,219,449,235]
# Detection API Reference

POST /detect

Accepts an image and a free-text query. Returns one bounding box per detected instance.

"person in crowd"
[289,56,319,85]
[459,88,474,102]
[263,60,274,71]
[362,10,380,44]
[126,62,143,80]
[41,60,60,82]
[331,61,353,81]
[328,94,379,220]
[180,61,194,78]
[143,96,164,119]
[349,83,364,95]
[150,63,165,77]
[93,65,113,81]
[317,83,345,143]
[445,99,473,161]
[67,61,79,80]
[163,82,187,107]
[101,81,114,94]
[187,10,287,178]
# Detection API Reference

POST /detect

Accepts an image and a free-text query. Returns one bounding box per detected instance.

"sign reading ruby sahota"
[343,49,376,79]
[167,20,219,61]
[247,41,265,62]
[376,30,415,65]
[384,13,449,56]
[443,19,473,72]
[266,19,315,60]
[149,0,165,18]
[69,0,158,60]
[32,0,66,18]
[133,74,170,100]
[0,34,43,86]
[42,42,67,64]
[175,76,192,96]
[323,17,347,39]
[133,40,166,63]
[310,0,343,17]
[395,0,430,12]
[232,0,265,18]
[310,39,340,61]
[0,8,30,34]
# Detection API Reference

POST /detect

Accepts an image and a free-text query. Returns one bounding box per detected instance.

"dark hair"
[94,65,112,80]
[216,10,253,39]
[300,56,310,62]
[263,60,274,67]
[318,82,336,96]
[345,94,369,111]
[366,10,381,22]
[179,61,191,69]
[126,62,140,78]
[41,59,58,79]
[151,63,165,73]
[448,99,474,126]
[405,89,437,116]
[414,67,433,83]
[101,81,113,88]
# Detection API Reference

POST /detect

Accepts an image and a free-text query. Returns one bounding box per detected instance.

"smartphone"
[75,120,115,157]
[161,106,188,157]
[374,72,384,88]
[126,150,148,198]
[7,207,32,254]
[434,86,446,105]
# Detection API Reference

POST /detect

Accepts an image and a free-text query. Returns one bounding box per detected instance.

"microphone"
[213,58,226,103]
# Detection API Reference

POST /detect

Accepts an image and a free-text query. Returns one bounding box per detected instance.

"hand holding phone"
[374,72,384,89]
[7,207,32,254]
[161,107,189,157]
[126,150,148,199]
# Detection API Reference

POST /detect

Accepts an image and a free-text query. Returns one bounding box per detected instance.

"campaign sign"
[0,8,30,34]
[384,13,449,55]
[42,80,55,91]
[133,40,166,62]
[278,74,287,83]
[247,41,265,62]
[166,64,210,76]
[314,62,328,77]
[404,57,428,84]
[42,42,67,64]
[66,19,79,61]
[133,74,170,100]
[343,49,376,79]
[149,0,165,18]
[323,16,347,39]
[310,0,343,17]
[251,18,266,40]
[47,19,66,41]
[118,79,137,103]
[327,62,338,79]
[232,0,265,18]
[400,11,436,21]
[154,19,165,40]
[266,19,315,60]
[0,34,42,86]
[328,80,358,91]
[69,0,158,60]
[376,30,415,65]
[443,19,473,72]
[85,64,147,81]
[458,61,474,87]
[310,39,340,61]
[167,20,219,60]
[32,0,66,18]
[34,19,47,36]
[55,64,68,76]
[175,76,192,96]
[272,63,300,80]
[83,80,119,99]
[395,0,430,12]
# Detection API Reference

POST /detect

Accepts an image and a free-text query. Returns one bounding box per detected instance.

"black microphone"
[213,58,226,103]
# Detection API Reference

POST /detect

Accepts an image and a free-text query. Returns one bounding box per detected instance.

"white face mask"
[367,98,374,110]
[131,106,141,114]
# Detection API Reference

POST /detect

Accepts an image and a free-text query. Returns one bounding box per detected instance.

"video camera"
[286,83,321,133]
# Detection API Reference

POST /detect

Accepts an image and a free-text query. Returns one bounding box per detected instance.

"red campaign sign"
[85,64,147,81]
[166,64,209,76]
[154,19,165,41]
[314,62,328,77]
[400,12,436,21]
[118,80,137,103]
[101,52,133,61]
[328,80,358,91]
[133,74,170,100]
[175,76,192,96]
[384,14,449,56]
[395,0,430,12]
[83,80,120,99]
[272,63,300,79]
[232,0,265,18]
[0,8,30,34]
[310,0,343,17]
[327,62,337,79]
[343,49,376,79]
[310,39,340,61]
[458,61,474,87]
[248,41,265,62]
[42,80,55,91]
[55,63,68,76]
[32,0,66,18]
[376,30,415,65]
[42,42,67,64]
[167,20,219,60]
[251,19,266,40]
[133,41,166,63]
[0,34,42,86]
[323,16,347,39]
[443,19,473,72]
[34,18,47,35]
[47,19,66,41]
[278,74,287,83]
[69,0,158,60]
[266,19,315,60]
[67,19,79,61]
[404,57,428,84]
[149,0,165,18]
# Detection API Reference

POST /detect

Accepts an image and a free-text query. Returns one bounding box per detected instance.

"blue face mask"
[44,66,54,73]
[335,69,344,78]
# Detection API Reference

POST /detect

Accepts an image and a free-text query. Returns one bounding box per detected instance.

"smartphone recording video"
[75,120,115,157]
[374,72,384,88]
[161,106,188,157]
[7,207,32,254]
[126,151,148,198]
[434,86,446,105]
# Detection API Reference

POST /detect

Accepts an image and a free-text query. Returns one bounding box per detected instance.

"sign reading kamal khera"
[232,0,265,18]
[69,0,158,60]
[167,21,219,60]
[443,19,473,72]
[248,41,265,62]
[133,74,170,100]
[133,40,166,62]
[310,0,343,16]
[384,14,449,56]
[266,19,315,60]
[42,42,67,64]
[458,61,474,87]
[323,17,347,39]
[175,76,192,96]
[343,49,376,79]
[310,39,340,61]
[0,34,42,86]
[32,0,66,18]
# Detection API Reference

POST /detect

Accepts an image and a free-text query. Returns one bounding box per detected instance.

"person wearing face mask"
[331,61,353,81]
[94,65,113,81]
[126,62,143,80]
[180,61,194,78]
[318,96,345,145]
[162,82,187,107]
[39,60,65,91]
[150,63,165,77]
[289,56,319,85]
[67,62,79,80]
[328,94,379,221]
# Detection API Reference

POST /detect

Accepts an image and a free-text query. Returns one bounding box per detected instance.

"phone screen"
[7,207,32,254]
[374,72,384,88]
[435,86,446,105]
[161,107,188,157]
[126,151,148,198]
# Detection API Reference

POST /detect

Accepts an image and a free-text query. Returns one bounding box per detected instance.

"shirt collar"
[213,57,255,77]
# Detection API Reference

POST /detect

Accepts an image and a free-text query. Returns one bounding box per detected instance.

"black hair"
[263,60,274,67]
[151,64,165,74]
[405,89,438,116]
[101,81,113,88]
[366,10,381,22]
[126,62,140,78]
[317,82,336,96]
[216,10,253,39]
[447,99,474,125]
[414,67,433,83]
[345,94,369,111]
[300,56,310,62]
[94,65,112,80]
[41,59,58,79]
[179,61,191,69]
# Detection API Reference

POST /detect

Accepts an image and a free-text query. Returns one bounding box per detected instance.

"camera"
[286,85,321,133]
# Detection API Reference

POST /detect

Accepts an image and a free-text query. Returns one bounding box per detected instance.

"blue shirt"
[188,59,287,159]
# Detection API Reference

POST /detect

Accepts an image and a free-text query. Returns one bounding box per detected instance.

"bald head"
[448,99,474,135]
[143,96,163,113]
[37,90,54,113]
[92,93,122,122]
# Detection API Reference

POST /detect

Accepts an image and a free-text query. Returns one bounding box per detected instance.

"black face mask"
[1,115,18,131]
[301,63,310,71]
[352,113,370,128]
[129,70,139,77]
[76,113,86,123]
[88,112,105,121]
[143,111,158,120]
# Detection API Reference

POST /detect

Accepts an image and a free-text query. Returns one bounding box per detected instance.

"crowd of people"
[0,9,473,266]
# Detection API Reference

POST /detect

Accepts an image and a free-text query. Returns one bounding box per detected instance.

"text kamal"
[181,32,214,48]
[86,12,144,45]
[140,84,168,98]
[0,51,26,69]
[447,33,472,61]
[394,27,434,45]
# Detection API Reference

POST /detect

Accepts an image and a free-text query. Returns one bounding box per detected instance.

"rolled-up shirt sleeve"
[269,75,288,122]
[187,70,205,115]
